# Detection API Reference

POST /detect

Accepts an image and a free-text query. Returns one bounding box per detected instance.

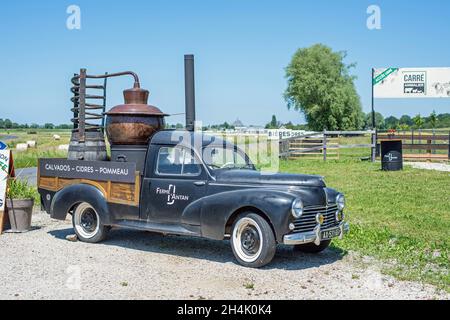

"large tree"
[399,115,413,126]
[364,112,385,130]
[284,44,364,131]
[385,116,399,129]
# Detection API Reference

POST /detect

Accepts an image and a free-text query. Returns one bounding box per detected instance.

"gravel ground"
[0,211,448,300]
[405,161,450,172]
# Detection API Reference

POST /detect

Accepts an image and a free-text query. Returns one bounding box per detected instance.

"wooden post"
[432,128,436,155]
[427,138,432,161]
[323,130,327,161]
[448,131,450,160]
[0,150,14,234]
[371,130,376,162]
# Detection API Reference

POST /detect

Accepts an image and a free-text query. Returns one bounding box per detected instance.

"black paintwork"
[39,130,341,243]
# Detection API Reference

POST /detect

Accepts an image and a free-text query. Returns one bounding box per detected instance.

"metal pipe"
[184,54,196,131]
[79,68,87,142]
[85,71,141,88]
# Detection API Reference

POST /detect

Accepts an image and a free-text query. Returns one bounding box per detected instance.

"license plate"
[321,228,341,240]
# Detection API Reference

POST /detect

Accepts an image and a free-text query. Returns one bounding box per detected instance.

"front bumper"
[283,221,350,246]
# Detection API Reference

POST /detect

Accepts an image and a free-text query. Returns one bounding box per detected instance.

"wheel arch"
[225,206,276,240]
[199,188,294,242]
[50,184,111,225]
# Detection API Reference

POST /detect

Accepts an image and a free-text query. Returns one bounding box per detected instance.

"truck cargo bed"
[38,158,141,207]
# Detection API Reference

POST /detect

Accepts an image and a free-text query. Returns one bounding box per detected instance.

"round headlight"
[336,194,345,211]
[291,199,304,219]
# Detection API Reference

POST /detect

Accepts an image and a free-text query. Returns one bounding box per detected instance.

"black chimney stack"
[184,54,196,131]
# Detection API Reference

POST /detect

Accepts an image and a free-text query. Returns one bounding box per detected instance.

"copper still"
[69,56,195,161]
[105,79,167,145]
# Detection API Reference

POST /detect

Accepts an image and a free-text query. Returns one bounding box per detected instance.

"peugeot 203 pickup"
[38,130,349,268]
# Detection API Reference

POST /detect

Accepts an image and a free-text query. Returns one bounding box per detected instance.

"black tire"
[72,202,110,243]
[230,213,276,268]
[293,240,331,253]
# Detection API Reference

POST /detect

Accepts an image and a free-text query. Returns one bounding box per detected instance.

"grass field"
[281,159,450,291]
[1,129,449,290]
[0,129,70,168]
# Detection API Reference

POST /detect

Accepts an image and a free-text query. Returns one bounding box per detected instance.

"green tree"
[399,123,410,131]
[4,119,12,129]
[284,44,364,131]
[265,115,280,129]
[412,114,424,129]
[429,110,438,129]
[399,115,413,126]
[44,123,55,129]
[385,116,399,129]
[365,112,385,130]
[56,124,71,129]
[270,115,278,128]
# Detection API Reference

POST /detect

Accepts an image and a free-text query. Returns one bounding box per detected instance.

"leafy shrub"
[7,179,39,202]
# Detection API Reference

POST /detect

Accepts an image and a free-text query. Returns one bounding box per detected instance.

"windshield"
[202,146,254,170]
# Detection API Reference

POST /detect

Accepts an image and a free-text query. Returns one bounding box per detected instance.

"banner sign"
[39,158,137,183]
[0,150,11,212]
[373,67,450,99]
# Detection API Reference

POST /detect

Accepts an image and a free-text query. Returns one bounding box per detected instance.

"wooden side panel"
[110,183,135,202]
[38,174,140,207]
[39,176,58,191]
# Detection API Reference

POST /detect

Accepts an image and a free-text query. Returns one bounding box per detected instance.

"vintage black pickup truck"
[38,130,349,268]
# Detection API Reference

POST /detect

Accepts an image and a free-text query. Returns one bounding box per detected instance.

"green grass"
[280,159,450,291]
[7,179,40,204]
[0,129,71,168]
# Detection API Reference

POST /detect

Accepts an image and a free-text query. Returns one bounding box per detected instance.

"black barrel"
[381,140,403,171]
[68,131,107,161]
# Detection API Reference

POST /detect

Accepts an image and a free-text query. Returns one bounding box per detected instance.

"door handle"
[194,181,206,186]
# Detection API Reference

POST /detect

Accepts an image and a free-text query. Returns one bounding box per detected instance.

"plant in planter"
[6,179,38,233]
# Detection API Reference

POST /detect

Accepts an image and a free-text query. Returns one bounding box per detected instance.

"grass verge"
[281,159,449,291]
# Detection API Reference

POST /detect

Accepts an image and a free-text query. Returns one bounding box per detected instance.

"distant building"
[232,119,246,131]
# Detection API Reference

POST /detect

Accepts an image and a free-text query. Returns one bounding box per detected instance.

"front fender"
[194,189,296,242]
[50,184,111,225]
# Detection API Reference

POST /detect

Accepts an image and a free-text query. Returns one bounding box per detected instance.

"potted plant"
[6,179,37,233]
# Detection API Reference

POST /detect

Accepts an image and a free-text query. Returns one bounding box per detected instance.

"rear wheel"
[294,240,331,253]
[230,213,276,268]
[72,202,109,243]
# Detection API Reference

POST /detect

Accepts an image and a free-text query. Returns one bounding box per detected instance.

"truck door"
[142,145,207,224]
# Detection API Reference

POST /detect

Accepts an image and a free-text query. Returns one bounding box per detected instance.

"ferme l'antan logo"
[156,185,190,205]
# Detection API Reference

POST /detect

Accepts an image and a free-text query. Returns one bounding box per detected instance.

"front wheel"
[230,213,276,268]
[72,202,109,243]
[293,240,331,253]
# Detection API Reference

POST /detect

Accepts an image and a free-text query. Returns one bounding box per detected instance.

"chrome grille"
[293,204,339,233]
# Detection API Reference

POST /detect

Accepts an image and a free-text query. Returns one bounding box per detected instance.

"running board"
[111,220,201,237]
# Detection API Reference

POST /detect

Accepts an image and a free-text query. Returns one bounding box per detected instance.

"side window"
[156,146,201,176]
[182,149,202,175]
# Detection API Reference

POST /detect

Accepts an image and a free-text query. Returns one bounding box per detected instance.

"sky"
[0,0,449,126]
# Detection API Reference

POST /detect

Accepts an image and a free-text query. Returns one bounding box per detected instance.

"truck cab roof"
[150,130,235,151]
